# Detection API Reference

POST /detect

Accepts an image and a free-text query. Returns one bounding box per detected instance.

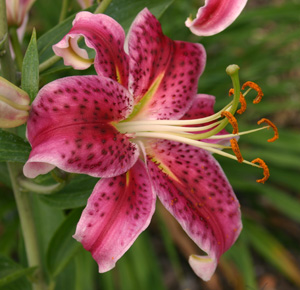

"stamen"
[230,139,243,163]
[207,125,269,139]
[242,81,264,104]
[251,158,270,184]
[237,93,247,114]
[257,118,279,142]
[221,111,239,134]
[229,89,247,114]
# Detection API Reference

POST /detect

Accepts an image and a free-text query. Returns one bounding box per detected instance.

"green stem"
[18,177,65,194]
[39,55,61,73]
[7,162,47,290]
[94,0,112,14]
[0,0,16,82]
[1,2,47,288]
[9,27,23,71]
[59,0,70,23]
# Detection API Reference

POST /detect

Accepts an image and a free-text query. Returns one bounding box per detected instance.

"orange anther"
[237,93,247,114]
[229,88,247,114]
[257,118,279,142]
[230,139,244,163]
[251,158,270,184]
[242,81,264,104]
[221,111,239,134]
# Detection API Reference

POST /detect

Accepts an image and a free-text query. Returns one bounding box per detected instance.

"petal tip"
[188,254,218,281]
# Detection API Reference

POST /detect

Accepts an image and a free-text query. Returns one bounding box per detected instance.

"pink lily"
[0,76,30,128]
[6,0,36,28]
[186,0,248,36]
[23,9,243,281]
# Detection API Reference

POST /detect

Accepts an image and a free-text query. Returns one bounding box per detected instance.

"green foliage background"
[1,0,300,289]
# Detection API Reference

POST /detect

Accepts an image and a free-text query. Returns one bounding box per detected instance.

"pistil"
[115,64,278,183]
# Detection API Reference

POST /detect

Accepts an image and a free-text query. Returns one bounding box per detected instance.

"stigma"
[116,65,278,183]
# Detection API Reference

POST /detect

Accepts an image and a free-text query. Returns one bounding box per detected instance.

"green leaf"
[0,162,11,187]
[30,193,65,280]
[21,29,39,102]
[106,0,175,33]
[257,184,300,223]
[0,254,34,289]
[0,130,30,163]
[46,208,83,278]
[74,249,95,290]
[224,234,257,289]
[38,175,97,209]
[244,219,300,286]
[115,231,166,290]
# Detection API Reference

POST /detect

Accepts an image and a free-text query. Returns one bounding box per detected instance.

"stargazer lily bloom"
[186,0,248,36]
[0,76,30,128]
[6,0,36,28]
[23,9,277,281]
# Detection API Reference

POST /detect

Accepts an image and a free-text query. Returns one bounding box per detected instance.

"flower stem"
[9,27,23,71]
[1,2,46,288]
[39,55,61,73]
[7,162,47,290]
[0,0,16,82]
[94,0,112,14]
[59,0,70,23]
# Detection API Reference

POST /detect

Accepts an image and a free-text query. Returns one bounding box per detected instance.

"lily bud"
[6,0,36,28]
[0,77,30,128]
[77,0,94,9]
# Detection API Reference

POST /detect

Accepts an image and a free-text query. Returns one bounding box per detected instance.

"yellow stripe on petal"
[126,73,164,121]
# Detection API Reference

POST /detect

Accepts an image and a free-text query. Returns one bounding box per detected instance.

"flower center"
[116,65,278,183]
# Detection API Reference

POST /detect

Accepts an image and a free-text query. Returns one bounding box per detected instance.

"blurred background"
[1,0,300,289]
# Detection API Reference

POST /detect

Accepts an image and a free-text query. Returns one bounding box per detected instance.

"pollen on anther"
[257,118,279,142]
[251,158,270,184]
[230,139,243,163]
[242,81,264,104]
[221,111,239,134]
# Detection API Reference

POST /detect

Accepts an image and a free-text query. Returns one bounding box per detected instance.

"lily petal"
[185,0,248,36]
[74,159,156,272]
[181,94,230,145]
[127,8,206,120]
[0,76,30,128]
[146,140,242,281]
[23,75,139,178]
[53,11,129,87]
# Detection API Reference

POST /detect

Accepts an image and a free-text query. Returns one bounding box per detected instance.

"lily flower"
[0,76,30,128]
[6,0,36,28]
[186,0,248,36]
[23,9,276,281]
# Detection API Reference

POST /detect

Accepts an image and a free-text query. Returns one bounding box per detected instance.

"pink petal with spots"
[127,8,206,120]
[23,75,138,179]
[181,94,230,145]
[53,11,129,87]
[185,0,248,36]
[146,140,242,281]
[73,159,156,272]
